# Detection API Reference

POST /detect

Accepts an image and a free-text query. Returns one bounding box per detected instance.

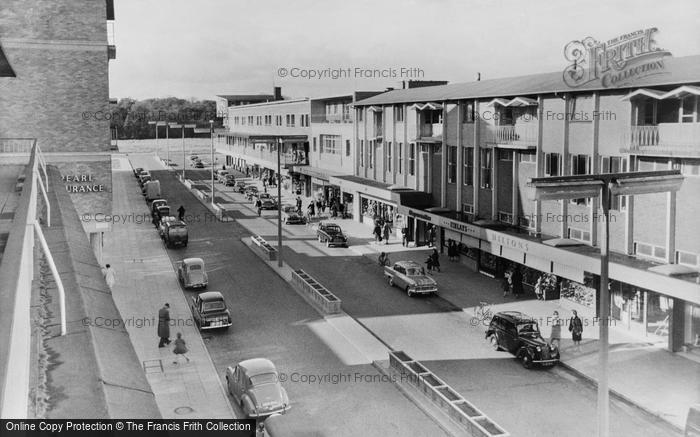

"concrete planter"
[251,235,277,261]
[290,270,342,315]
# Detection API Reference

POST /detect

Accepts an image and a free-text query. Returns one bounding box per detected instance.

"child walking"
[172,332,190,364]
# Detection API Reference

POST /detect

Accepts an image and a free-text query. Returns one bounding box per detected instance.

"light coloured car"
[158,215,177,239]
[281,204,305,224]
[384,260,438,297]
[226,358,290,418]
[177,257,208,290]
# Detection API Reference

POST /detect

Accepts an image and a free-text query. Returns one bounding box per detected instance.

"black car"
[485,311,559,369]
[163,220,188,248]
[224,174,236,186]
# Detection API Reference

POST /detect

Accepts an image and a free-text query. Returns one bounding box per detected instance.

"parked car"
[152,204,170,224]
[384,261,438,297]
[189,154,199,161]
[150,199,168,213]
[216,169,229,182]
[158,215,177,239]
[224,174,236,187]
[317,222,348,247]
[143,180,161,201]
[195,160,204,168]
[189,291,232,330]
[235,181,246,193]
[281,204,305,224]
[163,219,188,248]
[133,167,144,177]
[177,258,208,290]
[245,186,259,200]
[259,195,277,210]
[138,171,152,186]
[225,358,290,418]
[686,404,700,437]
[485,311,560,369]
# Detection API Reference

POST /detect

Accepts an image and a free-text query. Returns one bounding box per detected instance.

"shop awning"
[409,102,444,111]
[543,238,585,247]
[486,97,538,107]
[648,264,698,276]
[620,85,700,101]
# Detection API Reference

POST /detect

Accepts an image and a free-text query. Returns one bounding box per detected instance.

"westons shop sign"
[563,28,671,88]
[61,174,105,193]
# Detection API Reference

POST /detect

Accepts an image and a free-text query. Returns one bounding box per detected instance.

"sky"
[109,0,700,101]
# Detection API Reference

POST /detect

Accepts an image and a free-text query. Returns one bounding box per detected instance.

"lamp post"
[210,120,215,206]
[166,122,170,168]
[277,137,283,268]
[527,169,683,437]
[148,121,166,161]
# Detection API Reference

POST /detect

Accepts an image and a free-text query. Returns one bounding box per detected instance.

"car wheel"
[489,334,500,351]
[318,235,322,243]
[326,241,330,247]
[521,352,533,369]
[387,276,394,287]
[406,286,413,297]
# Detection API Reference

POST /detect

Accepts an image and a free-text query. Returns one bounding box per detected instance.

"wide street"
[126,149,680,437]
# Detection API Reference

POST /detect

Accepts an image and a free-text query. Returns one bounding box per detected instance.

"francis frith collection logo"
[562,28,671,88]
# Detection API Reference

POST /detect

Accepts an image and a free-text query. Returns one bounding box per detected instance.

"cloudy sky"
[110,0,700,100]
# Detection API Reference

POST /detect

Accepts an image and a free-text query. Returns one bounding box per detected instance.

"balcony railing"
[419,123,443,139]
[625,124,700,155]
[223,145,308,166]
[486,124,538,147]
[311,114,352,124]
[0,138,36,154]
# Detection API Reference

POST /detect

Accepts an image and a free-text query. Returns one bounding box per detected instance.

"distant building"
[215,87,284,128]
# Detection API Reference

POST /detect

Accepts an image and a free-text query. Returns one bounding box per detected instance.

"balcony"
[311,114,352,124]
[369,123,383,139]
[623,123,700,156]
[419,123,443,140]
[486,124,537,148]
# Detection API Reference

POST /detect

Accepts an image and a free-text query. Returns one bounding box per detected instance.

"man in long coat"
[158,303,171,348]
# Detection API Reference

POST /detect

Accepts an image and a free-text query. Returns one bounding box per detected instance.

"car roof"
[167,220,186,226]
[395,261,422,268]
[494,311,536,323]
[238,358,277,376]
[198,291,224,301]
[183,257,204,265]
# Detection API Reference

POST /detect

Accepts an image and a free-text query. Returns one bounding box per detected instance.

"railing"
[420,123,443,138]
[486,124,538,146]
[221,145,309,166]
[0,138,36,154]
[0,140,65,418]
[626,123,700,153]
[310,114,353,124]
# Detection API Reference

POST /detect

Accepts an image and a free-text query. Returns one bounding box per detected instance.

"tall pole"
[166,125,170,169]
[598,184,611,437]
[210,120,215,206]
[155,123,159,158]
[182,126,186,180]
[277,138,283,268]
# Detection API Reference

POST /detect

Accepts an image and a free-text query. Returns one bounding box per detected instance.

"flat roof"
[227,98,309,110]
[217,94,276,101]
[355,54,700,106]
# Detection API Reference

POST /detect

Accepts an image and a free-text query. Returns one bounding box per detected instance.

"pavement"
[192,164,699,432]
[102,154,235,419]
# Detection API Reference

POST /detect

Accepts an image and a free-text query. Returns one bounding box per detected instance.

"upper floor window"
[423,109,442,124]
[247,116,253,125]
[480,149,492,189]
[394,105,404,122]
[286,114,296,127]
[447,146,457,183]
[275,115,282,126]
[463,147,473,185]
[360,140,365,167]
[300,114,310,127]
[601,156,628,210]
[544,152,561,176]
[256,116,262,126]
[408,143,416,175]
[368,141,374,169]
[571,154,591,205]
[387,142,392,172]
[398,142,403,174]
[463,102,475,123]
[321,135,340,155]
[357,109,364,122]
[346,139,351,157]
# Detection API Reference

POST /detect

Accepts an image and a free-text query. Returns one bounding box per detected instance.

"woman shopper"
[172,332,190,364]
[430,248,441,273]
[569,310,584,352]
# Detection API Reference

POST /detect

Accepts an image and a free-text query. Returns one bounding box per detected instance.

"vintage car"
[189,291,232,330]
[485,311,560,369]
[152,204,171,224]
[163,219,188,248]
[133,167,144,177]
[225,358,290,418]
[235,181,247,193]
[317,222,348,247]
[158,215,177,239]
[281,204,305,225]
[138,171,152,186]
[384,261,438,297]
[194,160,205,168]
[177,257,208,289]
[224,174,237,186]
[258,193,277,210]
[150,199,167,212]
[245,186,259,200]
[189,154,199,162]
[216,169,229,182]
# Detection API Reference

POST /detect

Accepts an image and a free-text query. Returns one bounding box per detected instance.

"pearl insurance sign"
[62,174,105,193]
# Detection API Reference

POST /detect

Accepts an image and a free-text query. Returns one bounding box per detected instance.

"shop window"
[646,294,672,337]
[408,143,416,176]
[463,102,475,123]
[387,142,392,172]
[681,160,700,176]
[498,149,513,161]
[463,147,473,186]
[447,146,457,183]
[676,250,699,267]
[480,149,492,189]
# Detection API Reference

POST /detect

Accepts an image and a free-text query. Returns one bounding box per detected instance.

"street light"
[148,121,166,161]
[169,123,196,180]
[210,120,215,206]
[527,169,683,437]
[277,137,283,268]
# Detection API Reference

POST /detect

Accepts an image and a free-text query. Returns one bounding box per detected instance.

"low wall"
[389,350,509,437]
[290,270,341,315]
[251,235,277,261]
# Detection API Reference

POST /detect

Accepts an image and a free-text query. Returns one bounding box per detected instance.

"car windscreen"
[517,323,540,335]
[189,264,202,271]
[405,267,425,275]
[202,301,225,312]
[169,226,187,237]
[325,226,340,233]
[249,372,278,385]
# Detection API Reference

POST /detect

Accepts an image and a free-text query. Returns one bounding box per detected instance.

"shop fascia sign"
[62,174,105,193]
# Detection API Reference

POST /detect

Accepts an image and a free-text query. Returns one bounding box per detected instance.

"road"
[128,155,450,437]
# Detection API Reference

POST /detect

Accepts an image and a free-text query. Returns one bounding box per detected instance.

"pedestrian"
[511,267,523,298]
[177,205,185,222]
[330,203,338,218]
[172,332,190,364]
[373,222,382,244]
[502,269,512,297]
[378,251,390,267]
[339,202,345,219]
[382,221,391,244]
[569,310,584,352]
[316,199,322,217]
[102,264,116,289]
[430,248,441,272]
[447,241,455,261]
[549,311,562,349]
[427,225,436,247]
[255,197,262,216]
[158,303,171,348]
[425,254,434,273]
[296,196,302,214]
[534,276,544,300]
[401,226,409,247]
[307,202,315,221]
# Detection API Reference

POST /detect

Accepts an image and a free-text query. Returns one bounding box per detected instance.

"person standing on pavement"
[382,221,391,244]
[427,225,436,247]
[549,311,562,348]
[102,264,116,289]
[569,310,583,352]
[502,269,512,297]
[378,252,390,267]
[307,202,315,221]
[430,248,441,272]
[401,226,409,247]
[510,267,523,298]
[177,205,186,222]
[172,332,190,364]
[158,303,171,348]
[255,197,262,216]
[373,222,382,244]
[296,196,302,215]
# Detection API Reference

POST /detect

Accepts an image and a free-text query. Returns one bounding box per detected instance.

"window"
[394,105,404,122]
[313,137,317,152]
[256,116,262,126]
[368,141,374,169]
[518,215,536,229]
[676,250,699,267]
[462,203,474,214]
[387,142,392,172]
[463,147,473,185]
[357,109,363,122]
[300,114,309,127]
[424,109,442,124]
[264,115,272,126]
[519,151,536,163]
[447,145,457,183]
[600,156,628,210]
[480,149,492,189]
[408,143,416,175]
[498,211,513,224]
[634,241,666,261]
[568,227,591,243]
[571,154,591,205]
[681,96,697,123]
[321,135,340,155]
[275,115,282,126]
[345,139,351,157]
[498,149,513,161]
[544,153,561,176]
[681,160,700,176]
[248,116,253,125]
[398,142,403,174]
[286,114,295,127]
[360,140,365,167]
[463,102,475,123]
